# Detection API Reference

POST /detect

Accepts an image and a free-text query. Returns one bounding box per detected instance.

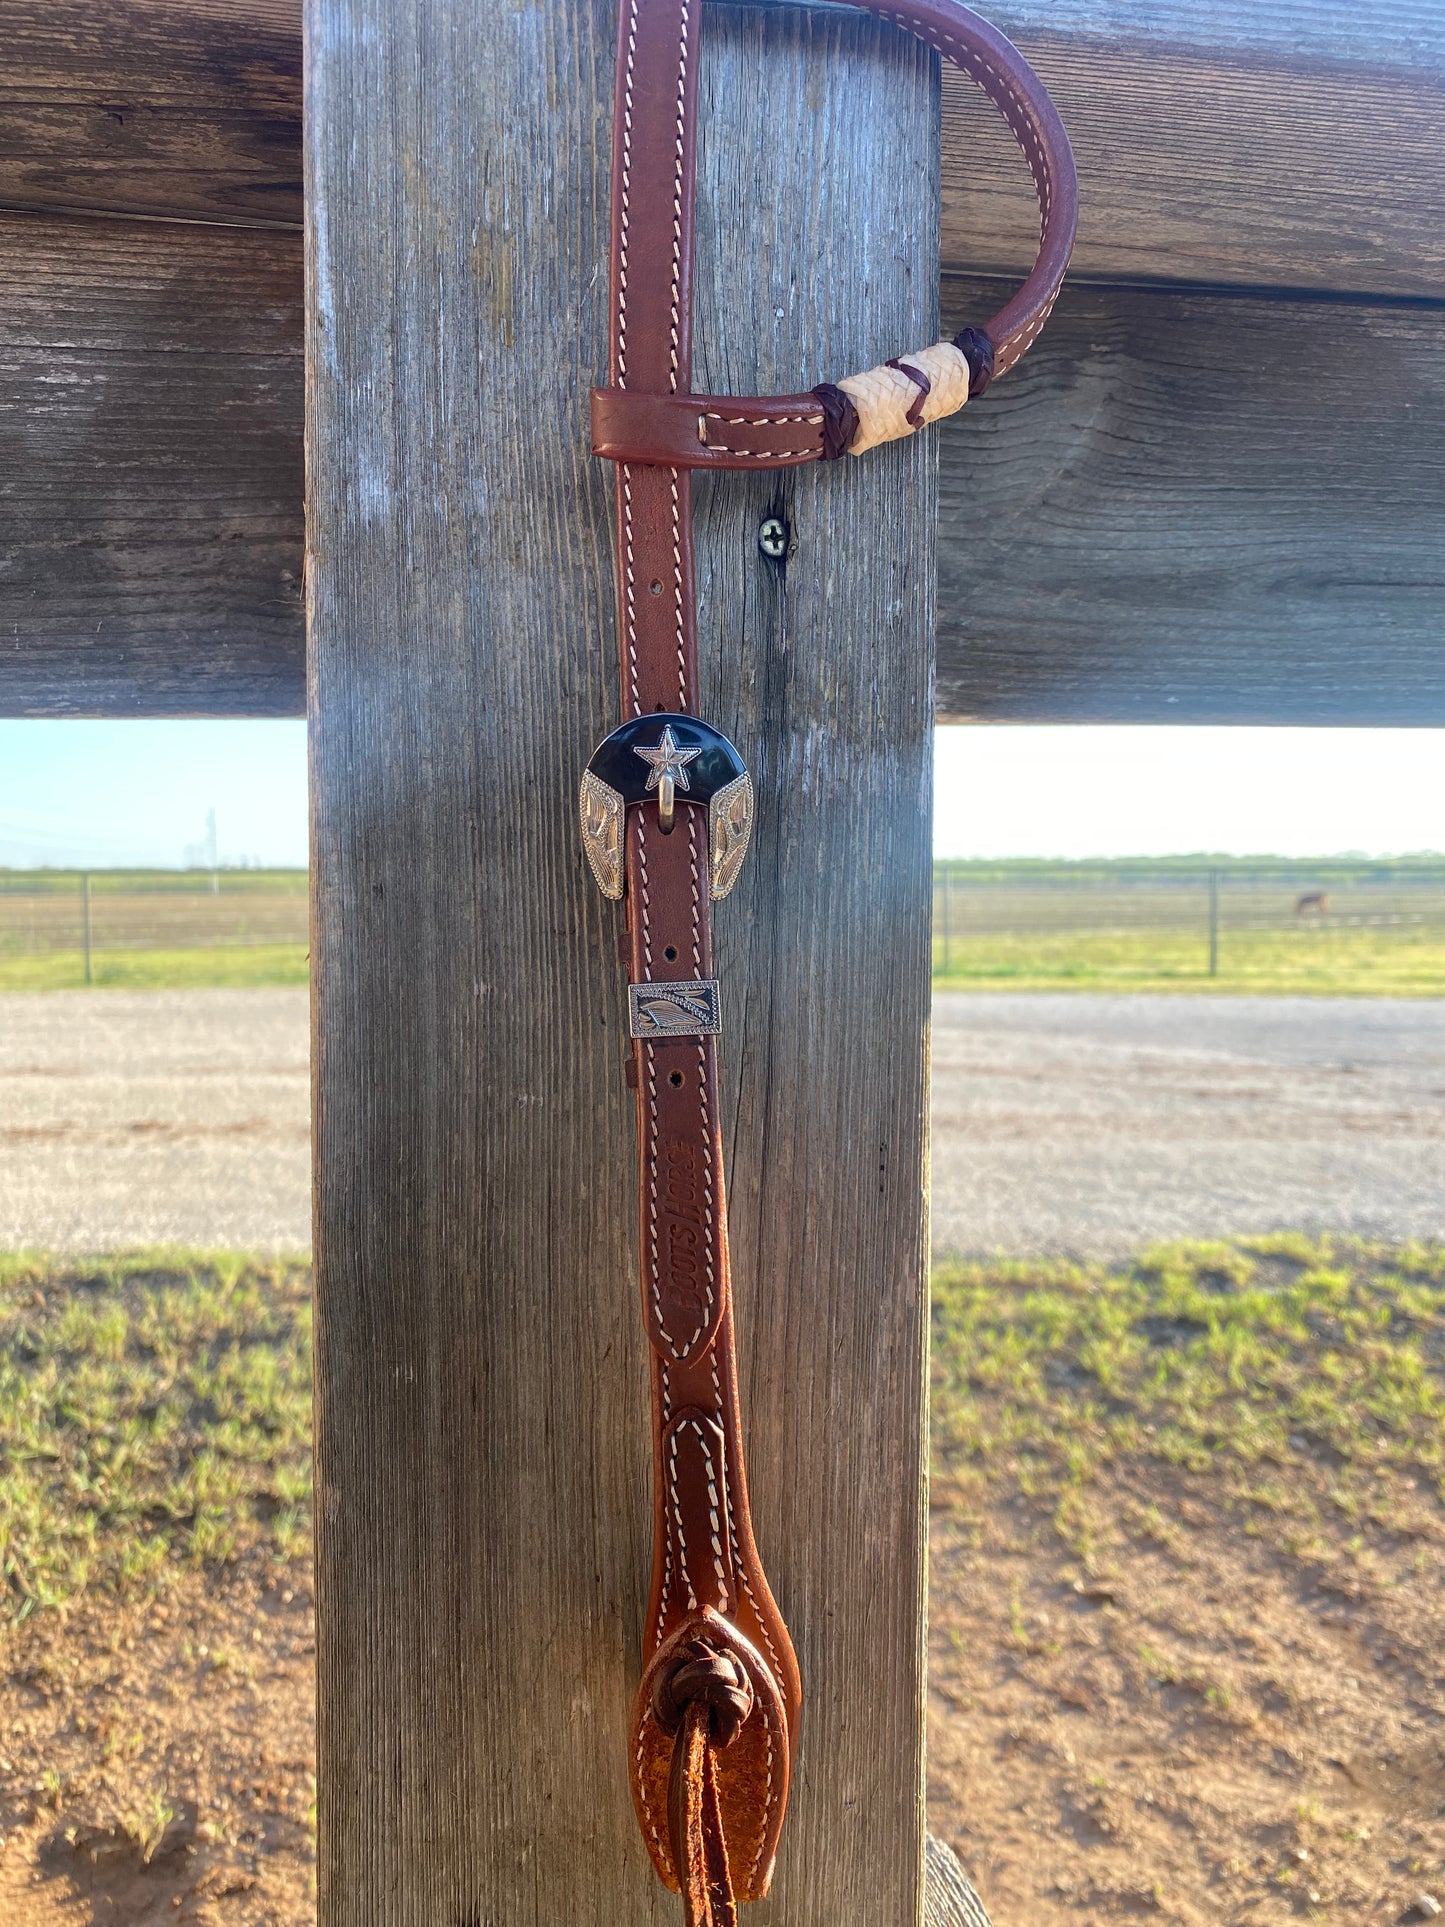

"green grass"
[0,869,308,898]
[0,1252,312,1622]
[2,928,1435,994]
[931,1237,1445,1557]
[932,927,1445,996]
[0,944,310,992]
[3,1240,1442,1625]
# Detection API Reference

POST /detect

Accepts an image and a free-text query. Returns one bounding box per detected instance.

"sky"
[0,720,1440,867]
[0,721,309,870]
[934,726,1445,860]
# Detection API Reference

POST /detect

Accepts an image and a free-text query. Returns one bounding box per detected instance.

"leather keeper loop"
[592,387,829,469]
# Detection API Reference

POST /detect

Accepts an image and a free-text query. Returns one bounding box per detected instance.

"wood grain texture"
[307,4,931,1923]
[5,0,1441,294]
[924,1835,993,1927]
[942,1,1445,297]
[936,276,1445,725]
[0,211,303,717]
[9,226,1441,727]
[0,0,302,228]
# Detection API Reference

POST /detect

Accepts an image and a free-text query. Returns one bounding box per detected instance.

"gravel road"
[0,990,310,1252]
[932,991,1445,1257]
[1,989,1441,1256]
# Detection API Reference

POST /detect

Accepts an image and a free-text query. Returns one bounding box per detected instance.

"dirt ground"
[1,1512,1440,1927]
[0,1563,314,1927]
[931,992,1445,1257]
[0,1238,1439,1924]
[929,1472,1445,1926]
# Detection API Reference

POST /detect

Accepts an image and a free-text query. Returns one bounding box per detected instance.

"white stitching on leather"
[670,469,687,706]
[637,815,712,1364]
[869,10,1063,374]
[668,0,691,392]
[707,1343,783,1883]
[889,10,1054,216]
[713,1359,785,1690]
[701,410,824,458]
[668,1425,700,1614]
[750,1696,776,1883]
[703,412,824,426]
[622,466,639,716]
[643,813,716,1356]
[682,1412,730,1608]
[654,1364,675,1648]
[616,0,640,385]
[638,821,679,1363]
[705,442,820,460]
[698,409,825,460]
[635,1722,668,1861]
[689,815,717,1323]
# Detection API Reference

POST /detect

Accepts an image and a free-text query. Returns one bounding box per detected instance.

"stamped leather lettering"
[660,1136,709,1316]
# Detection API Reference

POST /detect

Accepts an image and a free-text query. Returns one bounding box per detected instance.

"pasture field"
[934,858,1445,996]
[0,1251,312,1616]
[931,1236,1445,1924]
[0,943,309,991]
[932,925,1445,996]
[4,860,1443,994]
[0,1244,1441,1922]
[0,869,307,991]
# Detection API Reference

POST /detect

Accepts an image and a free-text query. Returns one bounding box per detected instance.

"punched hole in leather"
[581,1,1076,1918]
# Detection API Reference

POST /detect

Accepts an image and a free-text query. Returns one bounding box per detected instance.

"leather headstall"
[580,6,1076,1922]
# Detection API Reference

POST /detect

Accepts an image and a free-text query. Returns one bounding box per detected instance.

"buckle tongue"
[579,714,754,901]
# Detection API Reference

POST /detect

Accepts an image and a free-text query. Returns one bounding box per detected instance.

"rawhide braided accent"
[590,0,1077,476]
[839,339,973,455]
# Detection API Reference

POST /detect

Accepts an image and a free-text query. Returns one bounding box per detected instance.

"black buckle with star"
[578,713,755,902]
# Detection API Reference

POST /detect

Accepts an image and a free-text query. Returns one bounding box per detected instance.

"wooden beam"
[4,2,1441,295]
[308,3,931,1922]
[937,276,1445,726]
[943,1,1445,297]
[0,0,302,229]
[6,234,1441,727]
[0,210,303,717]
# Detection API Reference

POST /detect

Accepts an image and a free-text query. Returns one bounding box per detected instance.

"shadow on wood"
[0,211,303,716]
[938,275,1445,725]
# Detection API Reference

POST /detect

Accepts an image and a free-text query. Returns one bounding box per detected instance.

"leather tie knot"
[653,1639,755,1748]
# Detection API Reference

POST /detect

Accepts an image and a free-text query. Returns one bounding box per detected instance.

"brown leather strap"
[585,1,1074,1916]
[593,0,1078,471]
[597,0,799,1910]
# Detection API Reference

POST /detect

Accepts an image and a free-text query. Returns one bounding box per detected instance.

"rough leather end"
[631,1610,791,1903]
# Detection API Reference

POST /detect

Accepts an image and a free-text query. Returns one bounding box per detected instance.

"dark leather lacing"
[885,356,933,426]
[951,324,996,397]
[810,382,861,462]
[654,1643,756,1927]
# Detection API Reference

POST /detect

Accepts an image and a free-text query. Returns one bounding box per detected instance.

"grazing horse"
[1295,891,1329,916]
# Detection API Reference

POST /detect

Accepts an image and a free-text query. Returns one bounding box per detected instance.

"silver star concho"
[632,725,702,832]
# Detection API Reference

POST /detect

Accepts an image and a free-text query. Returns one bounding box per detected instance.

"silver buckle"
[579,714,754,902]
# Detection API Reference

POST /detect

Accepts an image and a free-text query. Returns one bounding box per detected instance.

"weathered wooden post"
[306,2,936,1919]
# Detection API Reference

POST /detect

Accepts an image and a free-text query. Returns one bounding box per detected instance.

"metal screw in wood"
[758,516,789,560]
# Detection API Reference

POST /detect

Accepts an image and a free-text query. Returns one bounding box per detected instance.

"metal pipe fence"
[931,862,1445,984]
[4,865,1442,989]
[0,871,309,963]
